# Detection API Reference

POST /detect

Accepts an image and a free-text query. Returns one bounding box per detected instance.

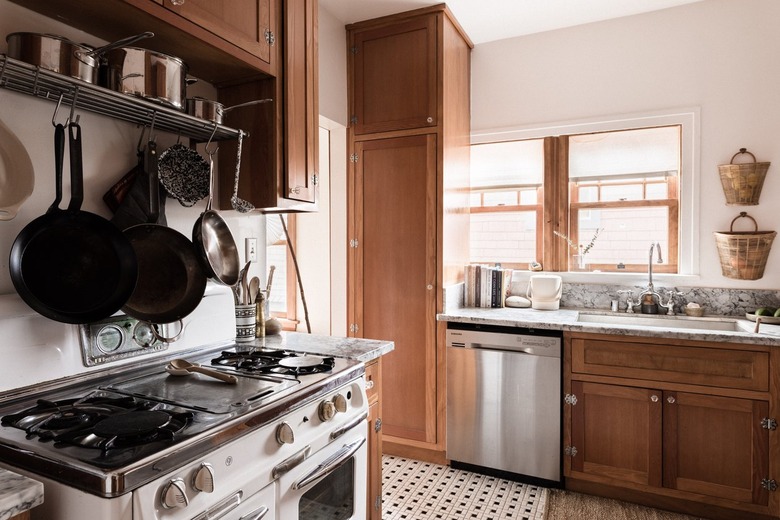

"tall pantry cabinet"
[346,3,473,481]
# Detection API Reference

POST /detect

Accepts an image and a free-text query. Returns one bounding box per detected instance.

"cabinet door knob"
[427,284,433,290]
[170,0,185,5]
[650,395,659,402]
[426,116,433,123]
[667,396,676,404]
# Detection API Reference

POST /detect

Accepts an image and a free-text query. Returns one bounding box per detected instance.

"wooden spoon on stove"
[167,359,238,384]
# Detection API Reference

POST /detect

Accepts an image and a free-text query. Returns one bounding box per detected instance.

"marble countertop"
[0,469,42,520]
[234,331,394,362]
[439,307,780,346]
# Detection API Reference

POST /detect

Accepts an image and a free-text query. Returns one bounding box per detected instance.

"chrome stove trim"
[0,352,365,497]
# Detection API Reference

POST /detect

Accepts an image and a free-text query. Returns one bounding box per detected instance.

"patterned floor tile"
[382,455,547,520]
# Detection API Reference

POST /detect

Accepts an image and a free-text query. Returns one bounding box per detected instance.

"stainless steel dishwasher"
[446,323,562,485]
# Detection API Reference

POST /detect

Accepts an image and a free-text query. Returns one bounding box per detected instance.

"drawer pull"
[650,395,659,403]
[667,396,676,404]
[366,380,375,390]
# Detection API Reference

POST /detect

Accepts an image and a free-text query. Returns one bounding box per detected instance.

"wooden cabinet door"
[570,381,663,487]
[283,0,318,204]
[663,391,770,506]
[367,399,383,520]
[351,135,437,444]
[162,0,273,64]
[350,15,437,135]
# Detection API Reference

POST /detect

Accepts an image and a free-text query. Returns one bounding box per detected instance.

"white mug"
[527,274,562,310]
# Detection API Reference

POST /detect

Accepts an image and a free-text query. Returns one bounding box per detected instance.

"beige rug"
[546,489,708,520]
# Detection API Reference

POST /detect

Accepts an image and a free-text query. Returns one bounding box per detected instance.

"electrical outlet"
[245,238,257,262]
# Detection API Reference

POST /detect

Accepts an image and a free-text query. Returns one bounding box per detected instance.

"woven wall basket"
[714,212,776,280]
[718,148,770,206]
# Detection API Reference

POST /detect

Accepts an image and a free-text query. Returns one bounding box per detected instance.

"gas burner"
[1,395,192,451]
[211,349,336,376]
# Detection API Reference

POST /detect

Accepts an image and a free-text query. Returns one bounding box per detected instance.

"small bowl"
[684,307,704,317]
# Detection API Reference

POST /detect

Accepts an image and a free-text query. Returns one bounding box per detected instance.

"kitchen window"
[266,214,298,329]
[470,113,693,274]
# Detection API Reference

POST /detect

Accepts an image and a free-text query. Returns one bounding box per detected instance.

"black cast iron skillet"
[9,122,138,324]
[122,141,207,326]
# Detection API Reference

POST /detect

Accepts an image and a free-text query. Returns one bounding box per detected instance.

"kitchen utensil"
[185,98,272,124]
[104,46,193,110]
[122,140,207,328]
[266,265,276,296]
[158,143,209,206]
[230,130,254,212]
[6,32,154,85]
[9,122,139,324]
[0,116,34,220]
[192,147,240,285]
[6,33,97,83]
[166,359,237,384]
[236,261,251,305]
[248,277,260,304]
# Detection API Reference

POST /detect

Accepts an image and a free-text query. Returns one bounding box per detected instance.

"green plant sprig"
[554,228,603,255]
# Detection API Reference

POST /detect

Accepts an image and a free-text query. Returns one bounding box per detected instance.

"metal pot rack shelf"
[0,55,244,142]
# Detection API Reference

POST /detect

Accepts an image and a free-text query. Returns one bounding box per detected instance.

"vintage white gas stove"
[0,285,368,520]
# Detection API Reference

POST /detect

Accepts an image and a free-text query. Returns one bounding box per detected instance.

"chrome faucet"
[635,242,668,314]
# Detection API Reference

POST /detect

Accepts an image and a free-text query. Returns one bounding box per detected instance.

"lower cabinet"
[365,359,383,520]
[565,332,778,520]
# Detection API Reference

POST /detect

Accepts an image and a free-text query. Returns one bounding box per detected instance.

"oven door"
[276,420,368,520]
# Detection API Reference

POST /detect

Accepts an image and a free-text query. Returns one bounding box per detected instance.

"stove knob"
[276,421,295,445]
[318,400,337,421]
[192,462,215,493]
[160,478,189,509]
[333,394,348,413]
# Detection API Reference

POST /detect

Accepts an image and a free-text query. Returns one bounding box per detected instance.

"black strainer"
[158,143,209,207]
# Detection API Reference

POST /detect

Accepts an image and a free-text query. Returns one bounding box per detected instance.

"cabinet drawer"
[365,359,380,404]
[571,338,769,391]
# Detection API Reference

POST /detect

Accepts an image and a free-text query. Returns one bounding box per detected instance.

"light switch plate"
[245,238,258,262]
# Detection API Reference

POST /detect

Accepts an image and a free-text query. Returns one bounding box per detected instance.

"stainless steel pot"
[185,97,273,124]
[105,47,192,110]
[6,32,155,85]
[6,33,96,83]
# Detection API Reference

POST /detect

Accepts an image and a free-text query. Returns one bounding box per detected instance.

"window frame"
[470,108,700,280]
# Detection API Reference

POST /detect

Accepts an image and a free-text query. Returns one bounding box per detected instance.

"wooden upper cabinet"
[216,0,318,212]
[161,0,274,65]
[349,15,438,135]
[283,0,318,204]
[11,0,275,83]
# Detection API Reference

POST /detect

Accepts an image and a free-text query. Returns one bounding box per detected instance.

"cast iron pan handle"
[145,140,160,223]
[67,121,84,212]
[47,124,65,213]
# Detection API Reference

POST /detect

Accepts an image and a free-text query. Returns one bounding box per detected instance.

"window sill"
[511,270,700,287]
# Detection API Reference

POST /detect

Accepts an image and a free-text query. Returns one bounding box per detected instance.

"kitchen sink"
[576,313,752,332]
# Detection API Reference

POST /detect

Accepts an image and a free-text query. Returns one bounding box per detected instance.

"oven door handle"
[239,505,269,520]
[292,437,366,490]
[330,411,368,441]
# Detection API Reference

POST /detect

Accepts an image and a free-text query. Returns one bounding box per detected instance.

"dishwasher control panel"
[446,328,561,357]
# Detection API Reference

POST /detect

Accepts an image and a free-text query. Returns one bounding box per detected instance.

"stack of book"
[464,265,513,308]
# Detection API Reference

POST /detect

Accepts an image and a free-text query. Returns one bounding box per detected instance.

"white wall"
[471,0,780,290]
[318,4,349,127]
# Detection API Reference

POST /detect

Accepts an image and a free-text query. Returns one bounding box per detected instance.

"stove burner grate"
[212,349,335,375]
[1,395,192,451]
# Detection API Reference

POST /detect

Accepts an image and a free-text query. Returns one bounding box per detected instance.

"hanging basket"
[714,212,775,280]
[718,148,770,205]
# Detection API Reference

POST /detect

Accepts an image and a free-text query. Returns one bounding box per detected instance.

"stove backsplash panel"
[0,283,236,394]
